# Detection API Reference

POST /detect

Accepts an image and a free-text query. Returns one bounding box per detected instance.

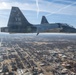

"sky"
[0,0,76,28]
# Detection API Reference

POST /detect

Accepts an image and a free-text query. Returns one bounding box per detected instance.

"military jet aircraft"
[1,7,76,35]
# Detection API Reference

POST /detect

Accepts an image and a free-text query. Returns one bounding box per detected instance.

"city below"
[0,33,76,75]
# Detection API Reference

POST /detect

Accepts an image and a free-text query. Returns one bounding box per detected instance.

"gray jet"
[1,7,76,35]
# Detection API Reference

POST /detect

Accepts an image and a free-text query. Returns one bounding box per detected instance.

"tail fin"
[41,16,49,24]
[8,7,30,27]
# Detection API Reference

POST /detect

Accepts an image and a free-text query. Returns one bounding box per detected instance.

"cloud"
[39,0,76,16]
[0,0,76,16]
[36,0,39,18]
[45,1,76,16]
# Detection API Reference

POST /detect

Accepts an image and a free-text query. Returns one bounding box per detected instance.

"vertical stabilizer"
[41,16,49,24]
[8,7,30,27]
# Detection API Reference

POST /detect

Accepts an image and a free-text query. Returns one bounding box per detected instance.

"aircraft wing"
[36,24,62,35]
